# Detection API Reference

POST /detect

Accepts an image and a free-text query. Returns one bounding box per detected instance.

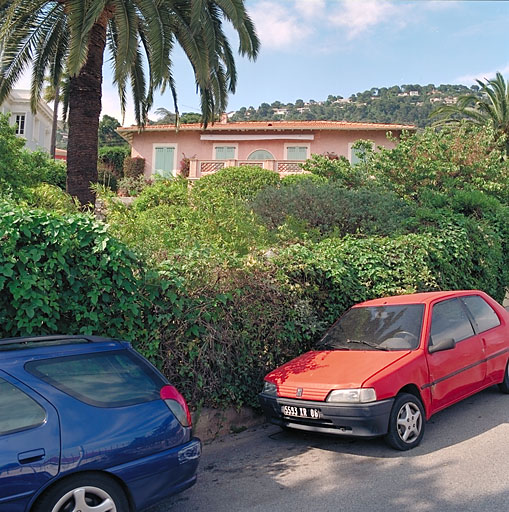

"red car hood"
[266,350,410,401]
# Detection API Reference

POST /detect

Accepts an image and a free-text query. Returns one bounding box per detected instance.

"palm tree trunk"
[50,87,59,160]
[66,15,108,207]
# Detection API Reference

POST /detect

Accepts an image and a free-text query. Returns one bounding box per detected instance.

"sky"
[17,1,509,125]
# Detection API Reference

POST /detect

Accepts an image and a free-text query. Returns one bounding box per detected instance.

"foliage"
[0,202,151,338]
[275,219,507,325]
[98,146,130,176]
[0,1,260,128]
[431,72,509,142]
[369,125,509,203]
[155,266,323,408]
[230,83,477,127]
[251,182,415,237]
[117,175,150,197]
[300,153,367,187]
[97,167,118,192]
[0,114,32,197]
[24,184,79,214]
[133,177,189,212]
[98,115,128,148]
[0,115,66,197]
[123,157,146,178]
[192,165,280,201]
[281,173,327,186]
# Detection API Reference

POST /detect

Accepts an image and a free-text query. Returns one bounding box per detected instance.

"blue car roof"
[0,335,129,361]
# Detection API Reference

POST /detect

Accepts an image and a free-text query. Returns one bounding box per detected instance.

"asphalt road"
[148,386,509,512]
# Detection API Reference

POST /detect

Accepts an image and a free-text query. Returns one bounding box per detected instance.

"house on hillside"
[118,119,415,180]
[0,90,53,152]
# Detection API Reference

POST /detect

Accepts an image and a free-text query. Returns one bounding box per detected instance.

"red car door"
[426,297,486,414]
[461,294,507,385]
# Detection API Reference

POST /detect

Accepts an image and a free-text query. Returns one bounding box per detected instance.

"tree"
[98,115,126,147]
[431,73,509,143]
[0,1,259,206]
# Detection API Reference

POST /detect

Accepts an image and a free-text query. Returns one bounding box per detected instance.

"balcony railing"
[188,159,307,179]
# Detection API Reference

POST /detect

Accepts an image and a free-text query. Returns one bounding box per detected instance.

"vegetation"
[230,83,479,127]
[431,72,509,145]
[0,114,508,410]
[0,1,259,206]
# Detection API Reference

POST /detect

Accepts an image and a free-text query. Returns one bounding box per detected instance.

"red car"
[259,290,509,450]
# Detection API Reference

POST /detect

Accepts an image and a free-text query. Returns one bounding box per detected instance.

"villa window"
[214,145,236,160]
[349,141,374,164]
[285,145,309,161]
[14,113,25,135]
[153,145,176,177]
[247,149,274,160]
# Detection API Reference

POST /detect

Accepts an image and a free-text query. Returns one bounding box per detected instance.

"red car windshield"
[316,304,425,351]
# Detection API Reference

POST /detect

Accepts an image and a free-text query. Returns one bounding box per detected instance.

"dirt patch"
[192,407,265,441]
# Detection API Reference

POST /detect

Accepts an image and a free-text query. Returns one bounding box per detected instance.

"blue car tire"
[33,473,130,512]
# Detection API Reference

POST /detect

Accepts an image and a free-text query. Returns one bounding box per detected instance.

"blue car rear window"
[26,351,166,407]
[0,378,46,435]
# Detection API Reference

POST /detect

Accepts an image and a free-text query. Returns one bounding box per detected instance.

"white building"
[0,89,53,152]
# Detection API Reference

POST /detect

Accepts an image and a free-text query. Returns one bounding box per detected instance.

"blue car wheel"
[33,473,130,512]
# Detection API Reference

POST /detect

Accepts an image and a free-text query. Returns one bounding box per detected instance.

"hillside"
[229,83,480,127]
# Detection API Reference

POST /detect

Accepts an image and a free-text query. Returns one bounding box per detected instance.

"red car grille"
[278,384,328,401]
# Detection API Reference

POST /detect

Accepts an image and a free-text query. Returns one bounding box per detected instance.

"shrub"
[155,266,323,408]
[0,202,151,338]
[117,175,149,196]
[251,182,415,237]
[300,153,367,187]
[0,114,33,197]
[133,176,189,212]
[370,124,509,203]
[281,173,327,186]
[20,150,68,189]
[98,146,130,176]
[275,218,507,325]
[192,165,280,201]
[123,157,146,178]
[25,184,79,214]
[97,166,119,191]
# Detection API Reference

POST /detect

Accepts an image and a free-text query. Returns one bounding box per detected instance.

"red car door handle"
[18,448,45,464]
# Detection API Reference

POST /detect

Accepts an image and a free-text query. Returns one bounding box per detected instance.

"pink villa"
[118,119,415,180]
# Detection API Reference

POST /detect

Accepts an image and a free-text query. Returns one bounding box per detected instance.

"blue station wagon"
[0,335,201,512]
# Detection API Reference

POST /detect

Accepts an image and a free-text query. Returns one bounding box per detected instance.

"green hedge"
[0,202,151,338]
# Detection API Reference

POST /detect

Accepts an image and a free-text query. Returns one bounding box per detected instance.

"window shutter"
[286,146,307,160]
[154,147,175,177]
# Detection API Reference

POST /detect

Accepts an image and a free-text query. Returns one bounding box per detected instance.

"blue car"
[0,335,201,512]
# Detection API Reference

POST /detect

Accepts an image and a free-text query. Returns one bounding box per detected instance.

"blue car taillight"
[160,385,192,427]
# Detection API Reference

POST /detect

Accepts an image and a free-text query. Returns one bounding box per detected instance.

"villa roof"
[118,120,416,136]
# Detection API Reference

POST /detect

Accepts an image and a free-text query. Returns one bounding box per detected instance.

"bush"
[155,266,323,408]
[300,153,367,187]
[0,114,33,197]
[281,173,327,186]
[25,184,79,214]
[251,181,415,237]
[192,165,280,201]
[20,150,68,189]
[123,157,146,178]
[117,175,149,196]
[98,146,130,176]
[370,125,509,203]
[275,218,507,325]
[98,166,119,191]
[133,176,189,212]
[0,202,151,338]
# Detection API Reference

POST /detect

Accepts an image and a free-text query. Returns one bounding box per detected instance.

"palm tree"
[431,72,509,141]
[0,1,259,206]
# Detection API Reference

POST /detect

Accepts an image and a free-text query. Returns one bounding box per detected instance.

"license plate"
[281,405,321,419]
